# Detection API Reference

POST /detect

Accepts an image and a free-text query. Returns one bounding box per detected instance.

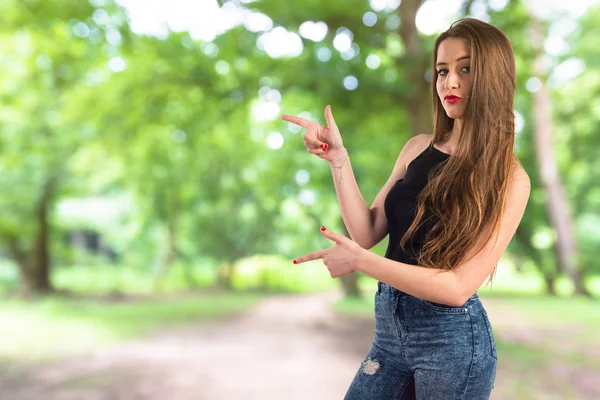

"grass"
[493,339,583,400]
[492,336,597,400]
[0,291,263,361]
[486,294,600,324]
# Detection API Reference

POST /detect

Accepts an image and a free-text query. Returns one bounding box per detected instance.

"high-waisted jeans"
[344,282,497,400]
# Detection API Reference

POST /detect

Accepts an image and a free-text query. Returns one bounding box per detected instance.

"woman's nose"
[445,72,459,90]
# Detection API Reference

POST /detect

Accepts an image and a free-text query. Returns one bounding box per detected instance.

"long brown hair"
[400,18,517,282]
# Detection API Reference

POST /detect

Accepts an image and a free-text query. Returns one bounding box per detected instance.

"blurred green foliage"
[0,0,598,296]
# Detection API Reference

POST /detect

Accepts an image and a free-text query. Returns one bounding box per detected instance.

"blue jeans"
[344,282,497,399]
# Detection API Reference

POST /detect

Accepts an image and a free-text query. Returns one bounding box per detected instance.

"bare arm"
[282,106,426,250]
[295,165,531,306]
[330,135,425,249]
[355,166,531,305]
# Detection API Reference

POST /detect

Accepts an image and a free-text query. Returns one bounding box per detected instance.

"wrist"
[354,248,372,274]
[327,148,348,165]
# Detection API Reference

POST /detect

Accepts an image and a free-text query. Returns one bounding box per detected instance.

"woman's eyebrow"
[436,55,471,67]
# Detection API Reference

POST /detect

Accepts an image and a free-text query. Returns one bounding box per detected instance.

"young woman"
[282,18,530,399]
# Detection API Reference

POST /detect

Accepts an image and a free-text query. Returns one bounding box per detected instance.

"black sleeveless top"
[384,143,450,265]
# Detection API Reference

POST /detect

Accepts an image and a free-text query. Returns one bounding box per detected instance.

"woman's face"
[435,37,472,120]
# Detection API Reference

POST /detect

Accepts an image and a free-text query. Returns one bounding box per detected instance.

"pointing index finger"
[281,115,313,129]
[293,249,327,264]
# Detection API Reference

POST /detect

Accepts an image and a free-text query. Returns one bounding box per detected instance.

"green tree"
[0,0,117,293]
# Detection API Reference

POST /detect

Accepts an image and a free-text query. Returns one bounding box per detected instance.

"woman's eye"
[437,69,448,76]
[461,66,470,73]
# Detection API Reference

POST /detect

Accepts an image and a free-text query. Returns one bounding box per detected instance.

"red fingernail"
[293,259,298,264]
[320,144,325,149]
[321,226,326,231]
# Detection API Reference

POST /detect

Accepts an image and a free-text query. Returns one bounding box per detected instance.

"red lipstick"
[444,95,461,104]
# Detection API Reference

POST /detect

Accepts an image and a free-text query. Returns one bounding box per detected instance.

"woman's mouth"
[444,95,461,104]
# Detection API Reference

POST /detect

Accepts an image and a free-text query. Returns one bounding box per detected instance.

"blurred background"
[0,0,599,399]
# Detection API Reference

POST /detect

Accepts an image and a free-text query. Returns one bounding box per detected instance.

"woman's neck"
[443,119,463,155]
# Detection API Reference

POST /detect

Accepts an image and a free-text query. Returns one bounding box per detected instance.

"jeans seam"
[456,307,476,400]
[481,309,498,360]
[394,293,410,370]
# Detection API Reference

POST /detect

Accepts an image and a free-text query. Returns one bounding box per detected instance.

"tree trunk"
[8,179,55,296]
[153,192,181,292]
[216,261,235,290]
[339,274,361,298]
[32,179,53,293]
[543,275,557,296]
[8,237,34,295]
[515,227,560,295]
[528,13,590,297]
[398,0,432,137]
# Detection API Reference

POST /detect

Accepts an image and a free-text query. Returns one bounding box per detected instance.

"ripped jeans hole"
[362,359,380,375]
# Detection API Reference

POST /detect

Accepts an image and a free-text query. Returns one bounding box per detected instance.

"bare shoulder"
[411,133,434,150]
[400,134,432,166]
[507,161,531,206]
[386,134,431,179]
[510,161,531,186]
[512,161,529,180]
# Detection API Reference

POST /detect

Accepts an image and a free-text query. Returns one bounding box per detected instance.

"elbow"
[353,228,381,251]
[348,231,376,250]
[355,209,378,250]
[357,232,380,250]
[446,274,470,307]
[450,288,477,307]
[354,238,375,250]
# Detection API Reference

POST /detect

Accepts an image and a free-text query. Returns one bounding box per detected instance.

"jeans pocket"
[481,309,498,360]
[419,299,469,313]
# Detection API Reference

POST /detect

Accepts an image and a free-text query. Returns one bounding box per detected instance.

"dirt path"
[0,292,373,400]
[1,292,598,400]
